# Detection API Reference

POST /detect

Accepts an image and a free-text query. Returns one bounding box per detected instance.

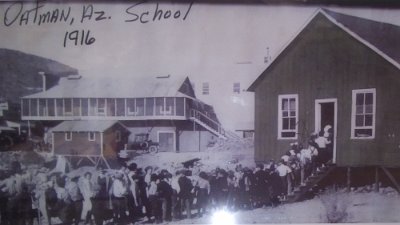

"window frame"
[233,82,241,94]
[278,94,299,140]
[202,82,210,95]
[88,132,96,141]
[351,88,376,139]
[65,132,72,141]
[64,99,73,116]
[97,98,106,116]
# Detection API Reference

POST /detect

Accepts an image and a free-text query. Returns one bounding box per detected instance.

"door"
[315,99,337,163]
[158,131,175,152]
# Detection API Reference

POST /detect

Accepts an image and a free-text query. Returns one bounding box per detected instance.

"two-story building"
[21,74,226,159]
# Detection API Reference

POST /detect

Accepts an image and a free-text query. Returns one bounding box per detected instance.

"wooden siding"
[253,13,400,167]
[53,132,102,156]
[53,123,129,158]
[103,124,130,159]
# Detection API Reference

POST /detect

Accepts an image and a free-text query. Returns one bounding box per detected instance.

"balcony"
[21,97,190,121]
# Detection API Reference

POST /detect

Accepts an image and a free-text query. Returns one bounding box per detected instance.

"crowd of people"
[0,126,333,225]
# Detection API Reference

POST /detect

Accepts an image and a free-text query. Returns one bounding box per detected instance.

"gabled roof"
[248,8,400,91]
[22,75,194,99]
[51,120,128,132]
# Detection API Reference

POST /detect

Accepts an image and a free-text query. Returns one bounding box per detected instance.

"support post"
[381,166,400,193]
[28,120,31,138]
[375,166,379,192]
[346,167,351,192]
[198,130,201,152]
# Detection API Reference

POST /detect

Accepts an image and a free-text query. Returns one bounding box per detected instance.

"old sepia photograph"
[0,0,399,224]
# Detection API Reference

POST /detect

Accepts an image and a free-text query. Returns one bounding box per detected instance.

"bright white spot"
[211,210,235,225]
[231,96,246,106]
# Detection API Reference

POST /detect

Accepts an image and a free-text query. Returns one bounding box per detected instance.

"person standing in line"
[324,125,334,162]
[79,172,94,225]
[127,169,140,223]
[241,168,253,210]
[91,170,110,225]
[147,173,159,223]
[253,164,269,208]
[170,171,182,221]
[144,167,153,186]
[314,131,331,167]
[299,144,312,186]
[53,176,72,225]
[137,170,152,222]
[214,170,228,209]
[157,173,173,223]
[178,170,193,219]
[65,176,83,225]
[110,172,128,225]
[195,171,210,217]
[276,160,292,200]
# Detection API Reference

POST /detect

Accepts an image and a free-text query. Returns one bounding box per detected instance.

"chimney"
[38,71,46,92]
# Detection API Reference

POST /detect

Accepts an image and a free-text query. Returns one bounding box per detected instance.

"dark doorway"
[318,101,335,163]
[319,102,335,132]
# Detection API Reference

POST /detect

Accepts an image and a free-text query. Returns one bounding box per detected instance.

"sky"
[1,2,400,130]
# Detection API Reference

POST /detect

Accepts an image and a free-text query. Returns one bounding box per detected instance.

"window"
[48,99,55,116]
[97,98,106,115]
[136,98,144,116]
[88,132,95,141]
[176,98,184,116]
[72,98,80,116]
[30,99,38,116]
[64,99,72,116]
[278,94,298,139]
[155,97,164,116]
[65,132,72,141]
[56,99,63,116]
[22,99,29,116]
[202,82,209,95]
[106,98,116,116]
[81,98,88,116]
[145,98,154,116]
[233,83,240,94]
[115,130,121,142]
[165,98,175,115]
[127,99,135,116]
[351,89,376,139]
[89,99,96,116]
[39,99,47,116]
[116,99,125,116]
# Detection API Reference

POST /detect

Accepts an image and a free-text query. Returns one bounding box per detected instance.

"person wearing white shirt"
[276,161,293,198]
[110,173,128,224]
[79,172,94,224]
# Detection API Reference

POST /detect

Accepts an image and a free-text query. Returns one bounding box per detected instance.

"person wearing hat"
[195,171,210,217]
[110,172,128,224]
[147,173,159,223]
[79,172,94,225]
[65,176,83,225]
[170,170,182,221]
[91,169,110,225]
[157,173,173,222]
[178,170,193,219]
[127,170,140,223]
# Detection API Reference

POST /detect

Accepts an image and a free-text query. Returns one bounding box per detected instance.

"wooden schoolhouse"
[248,9,400,192]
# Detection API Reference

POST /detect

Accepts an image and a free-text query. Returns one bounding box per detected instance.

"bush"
[320,188,351,223]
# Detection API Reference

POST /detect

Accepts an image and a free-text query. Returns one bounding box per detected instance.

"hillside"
[0,48,78,120]
[0,48,78,104]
